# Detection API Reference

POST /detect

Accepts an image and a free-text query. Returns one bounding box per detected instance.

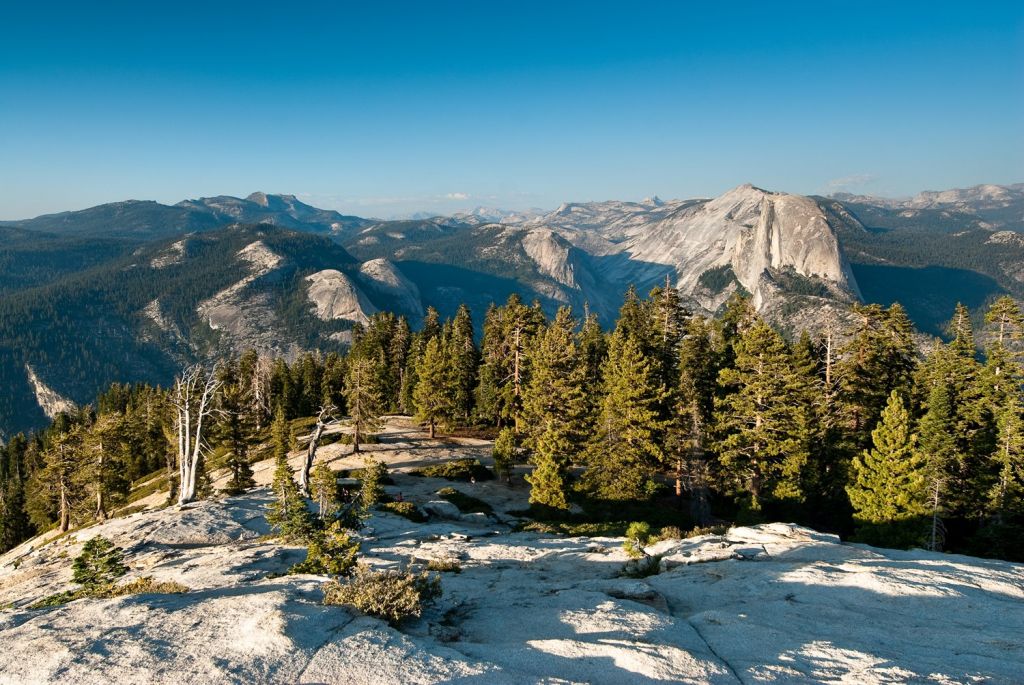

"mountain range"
[1,182,1023,438]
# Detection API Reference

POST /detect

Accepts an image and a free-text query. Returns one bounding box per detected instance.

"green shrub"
[425,558,462,573]
[323,565,442,625]
[436,487,492,514]
[684,524,729,539]
[492,428,516,483]
[409,459,493,482]
[359,457,389,508]
[623,521,652,559]
[290,521,360,577]
[379,501,427,522]
[658,525,684,541]
[73,537,128,589]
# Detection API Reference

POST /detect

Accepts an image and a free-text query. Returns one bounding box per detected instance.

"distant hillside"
[2,182,1023,436]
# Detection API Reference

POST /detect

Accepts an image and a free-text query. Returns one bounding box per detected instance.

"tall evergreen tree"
[26,417,83,532]
[836,303,917,450]
[447,304,479,422]
[344,356,383,453]
[413,337,457,438]
[714,320,810,513]
[522,308,589,510]
[474,294,545,428]
[669,315,718,522]
[216,362,256,495]
[0,434,32,550]
[989,393,1024,523]
[847,390,929,546]
[266,407,313,541]
[583,330,667,500]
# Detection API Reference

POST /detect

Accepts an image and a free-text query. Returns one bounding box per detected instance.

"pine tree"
[847,390,929,546]
[918,309,989,522]
[402,307,442,415]
[27,419,84,533]
[413,337,457,438]
[522,308,589,510]
[266,408,313,541]
[648,277,688,393]
[311,461,340,520]
[836,304,917,451]
[669,315,717,522]
[714,320,810,513]
[583,330,667,500]
[0,434,32,550]
[917,379,957,551]
[72,536,127,589]
[448,304,479,422]
[473,295,545,428]
[344,356,383,453]
[492,427,516,484]
[78,412,130,521]
[359,457,388,509]
[988,393,1024,523]
[218,381,256,495]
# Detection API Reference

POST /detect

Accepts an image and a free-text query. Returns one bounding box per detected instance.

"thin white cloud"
[826,174,877,191]
[446,192,470,200]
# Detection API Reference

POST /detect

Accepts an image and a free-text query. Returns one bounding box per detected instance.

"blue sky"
[1,1,1022,219]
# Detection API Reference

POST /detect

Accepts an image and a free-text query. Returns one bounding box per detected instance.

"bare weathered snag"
[171,365,222,505]
[299,403,336,497]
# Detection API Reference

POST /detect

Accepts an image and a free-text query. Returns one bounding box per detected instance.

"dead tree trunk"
[173,365,221,505]
[95,446,107,521]
[299,404,335,496]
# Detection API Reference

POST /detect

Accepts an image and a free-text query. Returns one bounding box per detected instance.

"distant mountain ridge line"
[1,181,1023,436]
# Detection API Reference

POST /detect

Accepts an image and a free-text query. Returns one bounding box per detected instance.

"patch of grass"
[514,520,632,537]
[425,558,462,573]
[127,473,169,503]
[436,487,492,514]
[94,576,189,598]
[684,524,729,539]
[28,576,189,609]
[409,459,493,482]
[378,501,427,522]
[323,565,442,625]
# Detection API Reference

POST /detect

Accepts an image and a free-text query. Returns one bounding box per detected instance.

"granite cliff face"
[504,184,861,321]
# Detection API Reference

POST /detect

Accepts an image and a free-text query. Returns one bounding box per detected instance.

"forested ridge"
[3,285,1023,561]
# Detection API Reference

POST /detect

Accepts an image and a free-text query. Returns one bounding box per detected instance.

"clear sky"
[1,1,1022,219]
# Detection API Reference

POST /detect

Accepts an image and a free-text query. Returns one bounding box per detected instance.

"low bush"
[684,524,729,539]
[658,525,684,541]
[379,501,427,522]
[74,537,128,589]
[436,487,492,514]
[425,558,462,573]
[409,459,493,482]
[290,521,360,577]
[622,521,653,559]
[29,576,189,609]
[323,565,442,625]
[93,576,189,598]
